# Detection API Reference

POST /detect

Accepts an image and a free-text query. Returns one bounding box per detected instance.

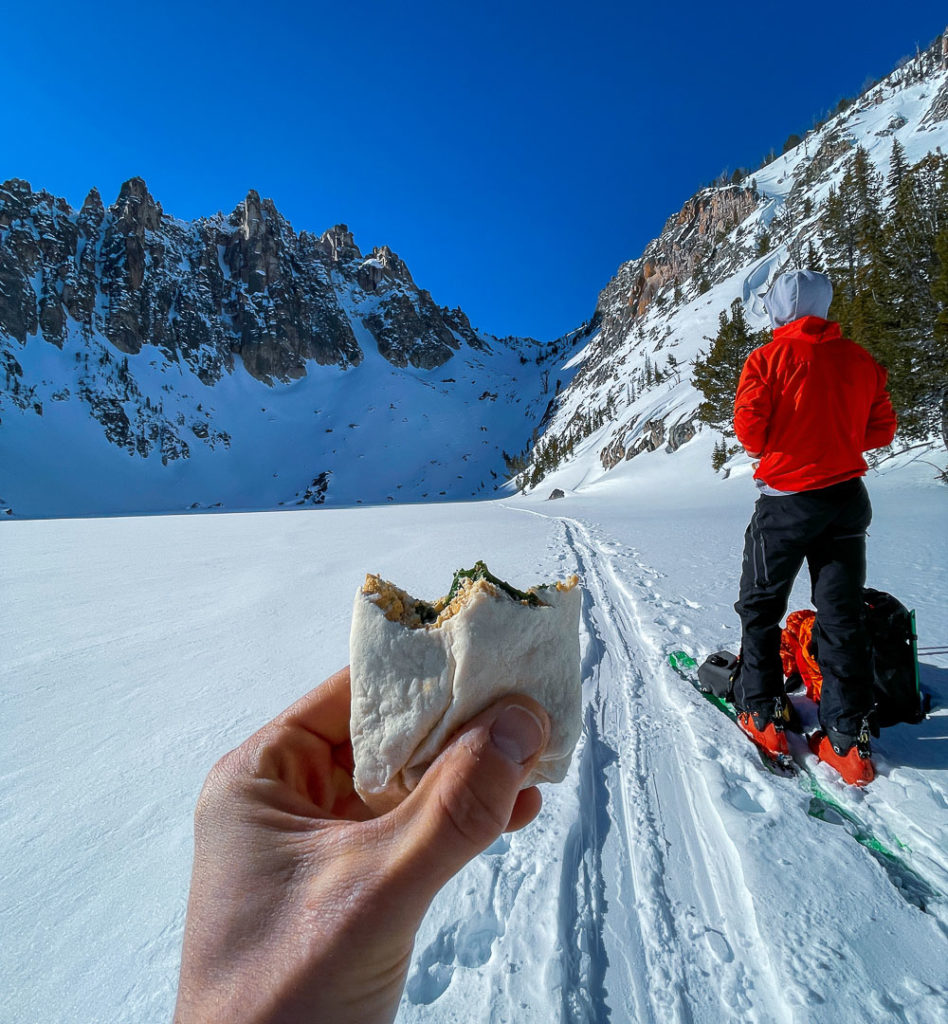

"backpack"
[779,610,822,701]
[779,588,926,729]
[863,588,926,727]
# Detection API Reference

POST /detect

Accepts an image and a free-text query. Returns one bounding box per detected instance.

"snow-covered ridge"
[528,33,948,494]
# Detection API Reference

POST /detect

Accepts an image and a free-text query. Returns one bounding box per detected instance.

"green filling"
[444,560,543,608]
[403,561,546,626]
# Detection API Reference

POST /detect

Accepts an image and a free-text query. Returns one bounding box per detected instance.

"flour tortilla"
[349,568,582,814]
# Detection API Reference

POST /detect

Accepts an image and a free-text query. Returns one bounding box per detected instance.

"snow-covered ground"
[3,436,947,1023]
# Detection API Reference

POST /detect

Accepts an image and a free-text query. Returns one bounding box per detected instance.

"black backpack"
[863,588,927,728]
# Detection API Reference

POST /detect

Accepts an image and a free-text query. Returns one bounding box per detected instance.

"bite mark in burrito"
[349,562,582,813]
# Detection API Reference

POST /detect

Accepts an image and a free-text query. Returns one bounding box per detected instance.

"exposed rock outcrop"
[599,414,697,470]
[0,179,486,386]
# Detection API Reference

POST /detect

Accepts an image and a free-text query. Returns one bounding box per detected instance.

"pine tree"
[927,226,948,445]
[823,146,886,344]
[876,153,948,439]
[692,300,769,433]
[887,138,908,197]
[667,353,682,384]
[711,437,729,471]
[818,146,948,446]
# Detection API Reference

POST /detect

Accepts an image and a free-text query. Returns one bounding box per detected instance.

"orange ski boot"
[807,724,874,786]
[737,698,792,767]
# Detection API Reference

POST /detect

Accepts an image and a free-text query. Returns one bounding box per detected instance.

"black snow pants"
[734,477,873,739]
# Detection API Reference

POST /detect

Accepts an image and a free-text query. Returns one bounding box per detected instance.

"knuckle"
[438,769,507,849]
[193,734,264,822]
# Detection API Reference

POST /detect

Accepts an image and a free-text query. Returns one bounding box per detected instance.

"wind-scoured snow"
[3,436,946,1024]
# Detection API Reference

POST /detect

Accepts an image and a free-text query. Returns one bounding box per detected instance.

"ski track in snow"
[503,504,948,1024]
[555,514,789,1024]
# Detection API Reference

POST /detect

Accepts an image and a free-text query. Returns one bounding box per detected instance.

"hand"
[174,667,550,1024]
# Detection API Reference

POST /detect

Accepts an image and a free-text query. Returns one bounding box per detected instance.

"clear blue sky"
[2,2,946,341]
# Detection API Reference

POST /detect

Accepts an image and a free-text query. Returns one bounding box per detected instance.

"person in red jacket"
[732,269,897,785]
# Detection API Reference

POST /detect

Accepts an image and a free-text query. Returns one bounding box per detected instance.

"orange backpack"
[779,610,822,701]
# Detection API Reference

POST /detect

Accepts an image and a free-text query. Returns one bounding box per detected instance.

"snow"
[3,437,947,1024]
[0,321,571,517]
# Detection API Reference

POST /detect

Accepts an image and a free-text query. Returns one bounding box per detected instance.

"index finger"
[272,666,353,745]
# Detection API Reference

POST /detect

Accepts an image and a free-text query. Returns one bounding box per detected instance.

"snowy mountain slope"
[3,447,947,1024]
[0,182,585,517]
[1,315,578,517]
[528,37,948,491]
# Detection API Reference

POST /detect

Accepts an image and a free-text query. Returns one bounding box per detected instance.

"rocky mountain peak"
[79,186,105,220]
[318,224,361,262]
[230,189,285,240]
[357,244,415,291]
[0,175,516,388]
[111,177,162,233]
[0,179,34,229]
[0,177,32,202]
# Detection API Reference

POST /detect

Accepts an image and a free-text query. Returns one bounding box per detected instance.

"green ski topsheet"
[666,649,942,911]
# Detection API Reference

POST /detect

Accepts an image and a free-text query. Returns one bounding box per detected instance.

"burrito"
[349,561,582,813]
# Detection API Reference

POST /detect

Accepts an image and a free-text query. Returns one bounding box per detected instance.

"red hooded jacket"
[733,316,897,492]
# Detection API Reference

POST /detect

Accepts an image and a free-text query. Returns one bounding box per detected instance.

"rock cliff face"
[533,181,756,472]
[522,30,948,490]
[611,186,760,323]
[583,183,762,375]
[0,179,572,515]
[0,178,486,387]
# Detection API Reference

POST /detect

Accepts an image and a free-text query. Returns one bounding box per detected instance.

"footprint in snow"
[406,870,510,1004]
[483,834,512,856]
[454,911,502,968]
[405,925,457,1004]
[724,783,767,815]
[702,928,735,964]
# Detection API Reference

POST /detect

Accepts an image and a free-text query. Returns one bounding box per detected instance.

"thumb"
[388,697,550,901]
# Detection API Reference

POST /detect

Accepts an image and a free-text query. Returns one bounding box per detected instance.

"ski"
[667,649,944,912]
[667,650,795,776]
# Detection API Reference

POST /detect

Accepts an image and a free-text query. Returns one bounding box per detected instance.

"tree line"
[693,143,948,465]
